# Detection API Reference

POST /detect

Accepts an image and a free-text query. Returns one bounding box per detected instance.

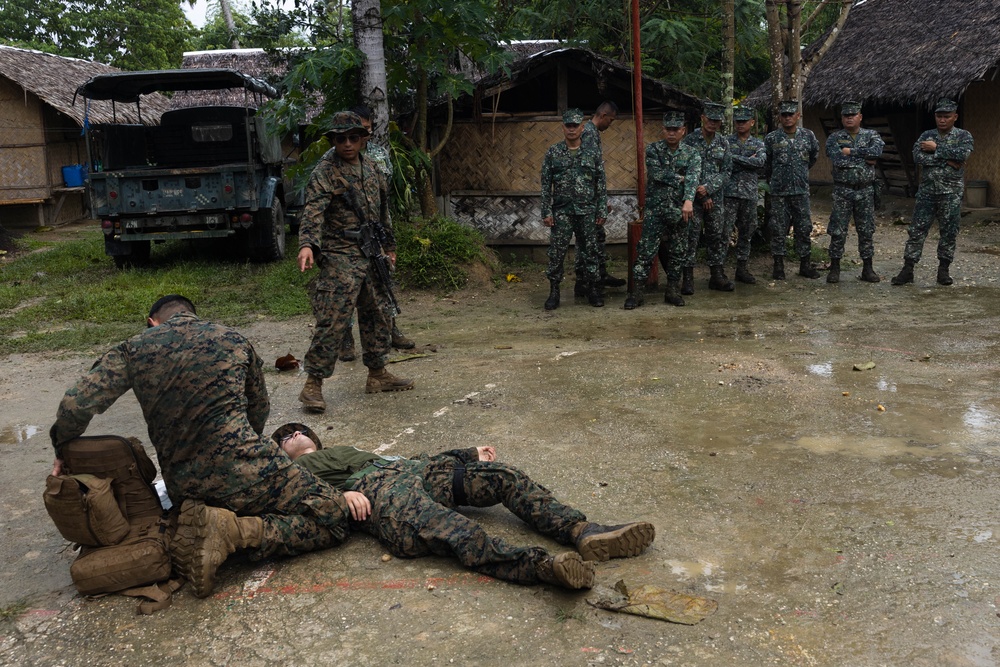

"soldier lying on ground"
[273,423,656,591]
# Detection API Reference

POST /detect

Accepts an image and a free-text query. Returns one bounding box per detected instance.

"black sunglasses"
[334,134,363,145]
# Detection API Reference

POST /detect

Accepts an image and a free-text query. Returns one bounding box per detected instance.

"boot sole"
[171,500,219,598]
[577,522,656,562]
[552,552,596,589]
[298,396,326,412]
[365,383,415,394]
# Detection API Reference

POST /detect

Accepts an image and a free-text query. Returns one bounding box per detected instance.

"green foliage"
[0,600,28,621]
[394,217,496,290]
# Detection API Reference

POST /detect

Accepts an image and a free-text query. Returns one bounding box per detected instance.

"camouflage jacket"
[764,127,819,196]
[724,134,766,200]
[364,143,393,181]
[645,140,701,212]
[826,128,884,187]
[913,127,974,196]
[540,141,607,218]
[581,121,603,156]
[682,129,731,199]
[299,150,393,258]
[49,313,300,506]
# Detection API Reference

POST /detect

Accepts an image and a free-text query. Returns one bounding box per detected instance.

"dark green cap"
[327,111,369,136]
[663,111,686,128]
[271,422,323,450]
[935,97,957,113]
[733,105,754,122]
[562,108,584,124]
[840,101,862,115]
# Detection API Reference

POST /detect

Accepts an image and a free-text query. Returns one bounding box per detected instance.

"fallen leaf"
[275,353,300,371]
[853,361,876,371]
[877,404,886,412]
[505,273,521,283]
[588,580,718,625]
[842,391,851,396]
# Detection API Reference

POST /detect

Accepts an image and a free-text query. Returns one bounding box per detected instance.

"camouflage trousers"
[828,184,876,260]
[723,196,758,262]
[305,252,392,377]
[546,212,600,284]
[351,457,587,585]
[904,191,962,264]
[684,198,727,267]
[219,464,350,559]
[768,194,813,257]
[633,207,685,284]
[576,221,609,280]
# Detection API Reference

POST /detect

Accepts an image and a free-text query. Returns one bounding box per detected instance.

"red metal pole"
[628,0,656,291]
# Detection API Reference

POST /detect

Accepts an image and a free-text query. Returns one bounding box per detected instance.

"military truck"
[76,69,288,267]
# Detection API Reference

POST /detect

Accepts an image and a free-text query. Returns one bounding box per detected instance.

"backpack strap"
[121,578,184,615]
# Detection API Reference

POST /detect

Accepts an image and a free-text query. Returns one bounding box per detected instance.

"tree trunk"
[414,66,437,217]
[722,0,735,133]
[765,0,786,126]
[787,0,802,117]
[219,0,239,49]
[352,0,390,148]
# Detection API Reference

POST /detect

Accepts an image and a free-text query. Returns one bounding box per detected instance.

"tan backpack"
[45,435,181,614]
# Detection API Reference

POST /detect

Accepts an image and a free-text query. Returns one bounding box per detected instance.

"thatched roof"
[174,49,294,111]
[748,0,1000,109]
[0,45,168,125]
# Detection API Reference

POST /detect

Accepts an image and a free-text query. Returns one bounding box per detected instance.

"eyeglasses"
[563,123,581,128]
[334,134,363,145]
[280,432,298,446]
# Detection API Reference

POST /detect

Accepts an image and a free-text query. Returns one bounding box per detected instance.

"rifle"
[340,178,401,316]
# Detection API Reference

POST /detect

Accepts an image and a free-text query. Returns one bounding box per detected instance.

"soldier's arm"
[826,133,850,166]
[807,132,819,168]
[244,342,270,436]
[298,156,336,251]
[683,151,702,203]
[764,135,774,181]
[718,144,733,193]
[51,345,133,454]
[913,131,939,165]
[852,131,884,159]
[732,141,766,169]
[935,131,974,162]
[595,153,608,218]
[540,151,554,219]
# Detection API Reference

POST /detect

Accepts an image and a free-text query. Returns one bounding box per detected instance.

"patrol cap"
[662,111,686,128]
[778,100,799,115]
[733,105,754,122]
[840,101,862,115]
[562,108,584,124]
[702,102,725,121]
[327,111,370,136]
[271,422,323,450]
[935,97,958,113]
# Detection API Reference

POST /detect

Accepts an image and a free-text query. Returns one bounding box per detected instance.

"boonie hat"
[733,106,754,122]
[840,101,862,115]
[662,111,686,128]
[934,97,958,113]
[327,111,370,136]
[271,422,323,450]
[702,102,725,121]
[562,108,584,124]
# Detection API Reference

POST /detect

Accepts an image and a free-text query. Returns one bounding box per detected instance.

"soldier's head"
[147,295,195,328]
[272,422,322,460]
[327,111,369,163]
[592,101,618,132]
[562,108,585,143]
[778,100,800,130]
[840,101,862,132]
[934,98,958,132]
[350,105,375,148]
[662,111,687,147]
[733,105,755,136]
[701,102,725,134]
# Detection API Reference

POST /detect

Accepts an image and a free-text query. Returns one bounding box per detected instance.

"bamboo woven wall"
[964,78,999,207]
[0,78,47,202]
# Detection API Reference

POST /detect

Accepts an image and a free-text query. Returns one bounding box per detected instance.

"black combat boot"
[860,258,880,283]
[937,260,953,285]
[772,256,786,280]
[623,291,643,310]
[681,267,695,295]
[663,282,685,306]
[586,283,604,307]
[826,258,841,284]
[544,280,560,310]
[798,257,820,279]
[735,260,756,284]
[573,282,587,297]
[708,265,735,291]
[891,259,915,286]
[601,270,626,288]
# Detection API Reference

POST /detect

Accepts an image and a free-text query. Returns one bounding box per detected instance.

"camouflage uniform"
[904,126,974,264]
[50,312,351,559]
[826,127,884,260]
[633,139,701,285]
[365,142,393,182]
[764,126,819,257]
[297,447,587,585]
[682,128,732,266]
[575,121,609,281]
[300,149,393,377]
[541,135,606,285]
[724,132,766,262]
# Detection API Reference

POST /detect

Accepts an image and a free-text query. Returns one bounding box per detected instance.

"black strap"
[452,465,468,506]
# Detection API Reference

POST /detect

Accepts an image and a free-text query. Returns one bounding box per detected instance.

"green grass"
[0,600,28,621]
[394,216,498,290]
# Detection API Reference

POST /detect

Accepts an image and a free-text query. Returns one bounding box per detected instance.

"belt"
[834,181,873,191]
[452,465,468,506]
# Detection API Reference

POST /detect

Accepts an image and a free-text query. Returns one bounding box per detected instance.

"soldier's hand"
[703,198,714,212]
[51,458,64,476]
[387,250,397,267]
[542,216,554,227]
[595,217,606,227]
[298,247,315,272]
[343,491,372,521]
[682,200,694,222]
[841,147,851,156]
[946,160,963,170]
[696,185,708,198]
[477,446,496,462]
[920,140,937,152]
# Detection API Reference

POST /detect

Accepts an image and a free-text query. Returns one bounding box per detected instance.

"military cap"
[934,97,958,113]
[702,102,725,121]
[662,111,686,128]
[562,108,584,124]
[778,100,799,115]
[840,101,862,115]
[327,111,369,136]
[271,422,323,450]
[733,105,754,122]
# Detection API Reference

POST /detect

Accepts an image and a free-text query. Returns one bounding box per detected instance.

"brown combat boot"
[572,521,656,562]
[366,367,414,394]
[170,500,263,598]
[534,552,596,590]
[299,375,326,412]
[391,322,416,349]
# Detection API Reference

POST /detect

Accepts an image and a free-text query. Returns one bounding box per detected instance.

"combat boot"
[663,282,685,306]
[623,291,643,309]
[891,259,915,286]
[772,256,786,280]
[170,500,263,598]
[534,552,596,590]
[860,258,880,283]
[798,257,820,279]
[366,367,415,393]
[601,271,626,288]
[299,375,326,412]
[573,282,587,297]
[544,280,560,310]
[586,283,604,308]
[572,521,656,562]
[937,260,953,286]
[339,329,356,362]
[735,260,756,284]
[826,258,841,284]
[391,322,416,349]
[708,265,735,291]
[681,267,695,295]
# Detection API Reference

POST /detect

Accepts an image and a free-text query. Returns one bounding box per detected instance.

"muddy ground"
[2,197,1000,666]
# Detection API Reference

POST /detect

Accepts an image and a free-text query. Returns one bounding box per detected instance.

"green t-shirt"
[297,446,385,490]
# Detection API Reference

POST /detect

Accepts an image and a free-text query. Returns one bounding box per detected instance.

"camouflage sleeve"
[595,151,607,215]
[731,140,766,169]
[764,134,774,182]
[244,342,270,436]
[540,148,554,218]
[718,143,733,195]
[853,130,884,159]
[913,131,937,166]
[807,131,819,169]
[826,132,847,164]
[684,150,702,202]
[51,344,133,453]
[298,155,336,250]
[935,129,974,162]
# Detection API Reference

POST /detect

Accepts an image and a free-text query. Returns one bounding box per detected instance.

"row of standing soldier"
[540,98,974,310]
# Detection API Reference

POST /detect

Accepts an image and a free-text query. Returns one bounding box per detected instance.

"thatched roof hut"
[175,49,295,111]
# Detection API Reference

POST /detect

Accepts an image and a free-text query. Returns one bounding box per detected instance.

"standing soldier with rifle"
[297,111,414,413]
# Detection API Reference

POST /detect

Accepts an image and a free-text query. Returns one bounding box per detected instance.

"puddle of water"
[0,424,42,445]
[807,362,833,377]
[666,559,744,594]
[963,404,1000,433]
[790,435,962,458]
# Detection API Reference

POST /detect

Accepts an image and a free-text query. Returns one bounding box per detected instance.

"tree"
[352,0,390,147]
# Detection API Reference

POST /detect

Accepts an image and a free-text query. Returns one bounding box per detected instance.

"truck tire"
[111,240,151,269]
[247,198,286,262]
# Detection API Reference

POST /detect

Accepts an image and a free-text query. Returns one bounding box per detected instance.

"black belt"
[834,181,873,191]
[452,465,468,506]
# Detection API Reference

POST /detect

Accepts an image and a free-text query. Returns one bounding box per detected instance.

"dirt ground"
[2,195,1000,666]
